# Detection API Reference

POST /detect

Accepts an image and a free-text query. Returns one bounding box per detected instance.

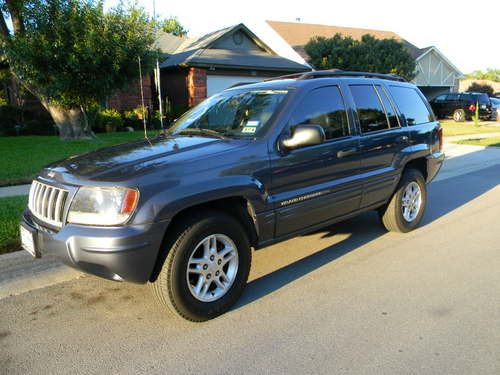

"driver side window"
[289,86,350,140]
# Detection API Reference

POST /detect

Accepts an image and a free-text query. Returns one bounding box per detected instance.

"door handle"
[337,147,358,158]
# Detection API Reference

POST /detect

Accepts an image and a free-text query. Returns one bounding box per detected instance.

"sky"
[107,0,499,74]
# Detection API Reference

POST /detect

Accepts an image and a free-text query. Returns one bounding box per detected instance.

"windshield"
[169,89,288,138]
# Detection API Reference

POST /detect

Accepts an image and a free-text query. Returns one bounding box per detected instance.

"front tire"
[379,168,427,233]
[150,211,251,322]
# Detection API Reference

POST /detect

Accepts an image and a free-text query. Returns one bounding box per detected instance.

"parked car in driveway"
[430,92,493,122]
[490,97,500,121]
[20,70,444,321]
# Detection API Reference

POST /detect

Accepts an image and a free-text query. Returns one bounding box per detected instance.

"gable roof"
[266,20,431,61]
[160,23,311,72]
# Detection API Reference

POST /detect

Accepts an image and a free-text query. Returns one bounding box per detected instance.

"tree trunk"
[46,104,94,140]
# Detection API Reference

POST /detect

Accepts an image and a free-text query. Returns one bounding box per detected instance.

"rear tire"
[453,109,466,122]
[150,211,251,322]
[378,168,427,233]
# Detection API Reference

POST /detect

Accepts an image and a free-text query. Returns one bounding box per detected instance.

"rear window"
[388,86,434,126]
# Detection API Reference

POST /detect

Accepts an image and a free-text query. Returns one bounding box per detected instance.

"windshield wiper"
[177,128,229,139]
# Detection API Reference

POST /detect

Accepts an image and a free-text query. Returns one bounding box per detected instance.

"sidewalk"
[0,184,31,198]
[445,131,500,143]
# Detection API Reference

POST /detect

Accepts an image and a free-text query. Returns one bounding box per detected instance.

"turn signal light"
[121,189,139,214]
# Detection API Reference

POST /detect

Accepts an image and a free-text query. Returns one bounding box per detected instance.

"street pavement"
[1,145,499,374]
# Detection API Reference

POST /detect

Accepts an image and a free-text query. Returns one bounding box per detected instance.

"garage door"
[206,75,266,97]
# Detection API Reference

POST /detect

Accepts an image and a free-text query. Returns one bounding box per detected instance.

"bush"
[0,105,23,136]
[123,108,143,130]
[467,82,494,97]
[95,108,123,132]
[0,105,55,136]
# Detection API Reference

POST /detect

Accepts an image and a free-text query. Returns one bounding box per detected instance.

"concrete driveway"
[1,144,499,374]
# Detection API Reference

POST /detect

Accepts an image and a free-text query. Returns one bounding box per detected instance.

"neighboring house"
[158,23,311,113]
[267,20,463,99]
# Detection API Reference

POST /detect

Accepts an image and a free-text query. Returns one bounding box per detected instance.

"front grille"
[28,180,69,227]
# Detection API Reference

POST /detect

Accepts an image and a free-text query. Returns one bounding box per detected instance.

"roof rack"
[265,69,407,82]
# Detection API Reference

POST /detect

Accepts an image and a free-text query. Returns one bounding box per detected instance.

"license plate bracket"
[20,223,40,258]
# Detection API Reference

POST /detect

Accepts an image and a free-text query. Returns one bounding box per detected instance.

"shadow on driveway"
[236,163,500,310]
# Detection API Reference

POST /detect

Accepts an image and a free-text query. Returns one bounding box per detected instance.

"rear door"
[269,85,362,237]
[348,84,410,208]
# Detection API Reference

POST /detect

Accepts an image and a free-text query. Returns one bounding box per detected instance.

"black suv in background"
[430,92,493,122]
[21,70,444,321]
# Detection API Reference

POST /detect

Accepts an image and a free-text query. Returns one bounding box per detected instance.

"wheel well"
[149,197,259,282]
[404,157,427,181]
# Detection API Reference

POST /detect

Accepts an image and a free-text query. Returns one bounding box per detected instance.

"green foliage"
[5,0,156,110]
[305,34,416,81]
[0,195,28,254]
[466,82,494,96]
[95,108,123,132]
[464,68,500,82]
[157,16,188,36]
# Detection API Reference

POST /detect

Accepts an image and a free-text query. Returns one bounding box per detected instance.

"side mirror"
[280,124,325,151]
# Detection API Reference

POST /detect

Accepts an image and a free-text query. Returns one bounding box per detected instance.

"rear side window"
[375,85,400,128]
[433,94,447,102]
[388,86,434,126]
[289,86,349,140]
[350,85,390,133]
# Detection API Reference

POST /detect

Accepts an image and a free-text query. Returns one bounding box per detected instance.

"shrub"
[467,82,494,97]
[123,109,143,130]
[0,105,23,136]
[95,108,123,132]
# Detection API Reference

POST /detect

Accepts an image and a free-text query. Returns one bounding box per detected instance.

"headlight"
[67,187,139,226]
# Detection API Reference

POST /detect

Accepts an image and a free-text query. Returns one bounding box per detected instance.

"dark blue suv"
[20,70,445,321]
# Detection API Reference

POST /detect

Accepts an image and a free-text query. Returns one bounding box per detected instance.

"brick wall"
[108,75,152,112]
[187,67,207,107]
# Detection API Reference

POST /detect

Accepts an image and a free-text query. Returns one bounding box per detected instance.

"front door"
[269,86,363,237]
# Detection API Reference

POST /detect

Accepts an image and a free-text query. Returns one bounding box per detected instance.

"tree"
[464,68,500,82]
[305,33,416,81]
[466,82,494,97]
[158,16,187,37]
[0,0,156,139]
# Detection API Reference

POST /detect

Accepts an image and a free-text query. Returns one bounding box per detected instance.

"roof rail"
[265,69,407,83]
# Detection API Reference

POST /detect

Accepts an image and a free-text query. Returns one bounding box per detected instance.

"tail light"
[469,104,476,111]
[437,127,443,151]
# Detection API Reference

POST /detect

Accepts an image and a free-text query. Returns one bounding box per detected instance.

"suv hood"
[44,135,246,182]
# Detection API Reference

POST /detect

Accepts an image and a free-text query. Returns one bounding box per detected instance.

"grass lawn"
[0,195,28,254]
[0,131,156,186]
[440,119,500,137]
[455,137,500,148]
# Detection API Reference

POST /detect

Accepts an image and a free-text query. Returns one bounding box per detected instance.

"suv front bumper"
[21,211,169,283]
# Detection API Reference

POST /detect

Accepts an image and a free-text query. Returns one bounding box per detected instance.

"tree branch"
[0,10,10,42]
[5,0,24,35]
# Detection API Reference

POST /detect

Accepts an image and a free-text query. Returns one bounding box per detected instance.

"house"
[267,20,463,99]
[157,23,311,114]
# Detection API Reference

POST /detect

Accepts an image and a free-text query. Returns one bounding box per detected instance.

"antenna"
[138,56,148,138]
[153,0,164,130]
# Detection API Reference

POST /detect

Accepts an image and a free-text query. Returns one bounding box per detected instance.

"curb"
[0,250,83,299]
